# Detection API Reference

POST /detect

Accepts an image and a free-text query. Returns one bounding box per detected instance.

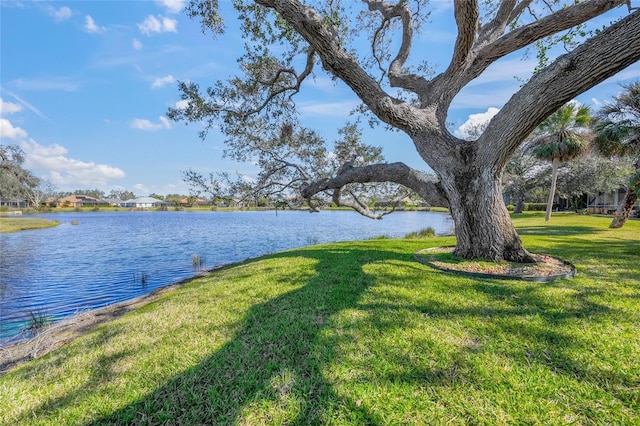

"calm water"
[0,210,452,343]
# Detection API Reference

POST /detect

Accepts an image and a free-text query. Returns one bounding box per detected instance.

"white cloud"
[0,118,28,139]
[131,119,154,130]
[467,59,537,87]
[20,139,125,188]
[450,86,516,109]
[131,116,172,131]
[602,67,640,85]
[132,38,143,51]
[419,29,455,44]
[431,0,454,14]
[138,15,178,35]
[158,116,171,128]
[152,74,175,88]
[84,15,105,34]
[10,77,81,92]
[49,6,72,23]
[0,98,23,115]
[175,99,189,109]
[1,90,50,121]
[155,0,185,14]
[299,100,360,117]
[133,183,149,194]
[305,77,339,92]
[454,107,500,140]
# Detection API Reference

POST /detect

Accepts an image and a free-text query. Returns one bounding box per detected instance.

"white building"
[120,197,170,208]
[587,188,638,214]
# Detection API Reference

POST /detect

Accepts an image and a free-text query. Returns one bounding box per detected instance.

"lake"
[0,210,453,343]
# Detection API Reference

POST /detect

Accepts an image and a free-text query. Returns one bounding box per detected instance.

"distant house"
[56,195,108,208]
[0,198,28,208]
[103,198,123,207]
[231,198,246,208]
[44,197,58,207]
[587,188,639,214]
[180,197,210,207]
[216,198,237,208]
[373,196,416,209]
[121,197,170,208]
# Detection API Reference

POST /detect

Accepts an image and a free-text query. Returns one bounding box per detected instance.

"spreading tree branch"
[481,8,640,168]
[300,161,447,207]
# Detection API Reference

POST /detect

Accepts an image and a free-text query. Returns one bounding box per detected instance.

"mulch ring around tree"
[414,247,575,282]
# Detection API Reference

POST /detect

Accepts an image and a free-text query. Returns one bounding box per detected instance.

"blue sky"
[1,1,638,196]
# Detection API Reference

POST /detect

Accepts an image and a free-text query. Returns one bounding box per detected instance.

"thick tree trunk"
[545,157,560,222]
[439,168,535,263]
[514,196,525,214]
[609,188,638,228]
[610,159,640,228]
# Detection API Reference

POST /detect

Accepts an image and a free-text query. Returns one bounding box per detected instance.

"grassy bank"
[0,218,59,233]
[0,213,638,424]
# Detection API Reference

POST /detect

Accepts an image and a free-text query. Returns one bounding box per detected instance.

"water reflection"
[0,210,452,343]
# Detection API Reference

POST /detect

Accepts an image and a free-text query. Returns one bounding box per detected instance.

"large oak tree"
[170,0,640,262]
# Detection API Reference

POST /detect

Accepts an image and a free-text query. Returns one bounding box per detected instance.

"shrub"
[430,206,450,212]
[23,308,53,336]
[369,234,390,239]
[524,203,547,211]
[506,204,515,212]
[404,227,436,239]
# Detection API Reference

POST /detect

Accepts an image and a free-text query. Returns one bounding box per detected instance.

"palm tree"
[594,81,640,228]
[532,103,592,221]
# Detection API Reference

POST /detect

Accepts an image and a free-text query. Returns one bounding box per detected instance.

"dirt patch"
[414,247,575,281]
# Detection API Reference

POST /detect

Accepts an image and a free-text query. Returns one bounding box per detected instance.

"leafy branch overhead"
[170,0,640,262]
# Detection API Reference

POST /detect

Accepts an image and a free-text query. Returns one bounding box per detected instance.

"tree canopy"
[0,144,40,206]
[594,81,640,227]
[171,0,640,262]
[531,103,592,221]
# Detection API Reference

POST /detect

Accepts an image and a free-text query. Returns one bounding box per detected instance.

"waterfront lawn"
[0,217,59,233]
[0,213,638,425]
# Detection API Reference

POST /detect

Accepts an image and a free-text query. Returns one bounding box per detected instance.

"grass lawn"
[0,213,638,425]
[0,217,59,233]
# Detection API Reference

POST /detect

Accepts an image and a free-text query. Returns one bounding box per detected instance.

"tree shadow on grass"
[83,244,413,425]
[7,237,638,424]
[89,235,633,424]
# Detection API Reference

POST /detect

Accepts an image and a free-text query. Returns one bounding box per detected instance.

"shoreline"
[0,263,230,375]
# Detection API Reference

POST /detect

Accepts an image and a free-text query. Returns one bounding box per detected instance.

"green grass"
[0,218,59,233]
[0,213,638,425]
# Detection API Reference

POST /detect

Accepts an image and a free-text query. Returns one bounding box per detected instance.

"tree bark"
[514,196,525,214]
[544,157,560,222]
[609,188,638,228]
[610,158,640,228]
[300,162,448,207]
[438,165,534,263]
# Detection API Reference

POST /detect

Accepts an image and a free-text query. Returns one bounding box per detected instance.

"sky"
[1,0,638,197]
